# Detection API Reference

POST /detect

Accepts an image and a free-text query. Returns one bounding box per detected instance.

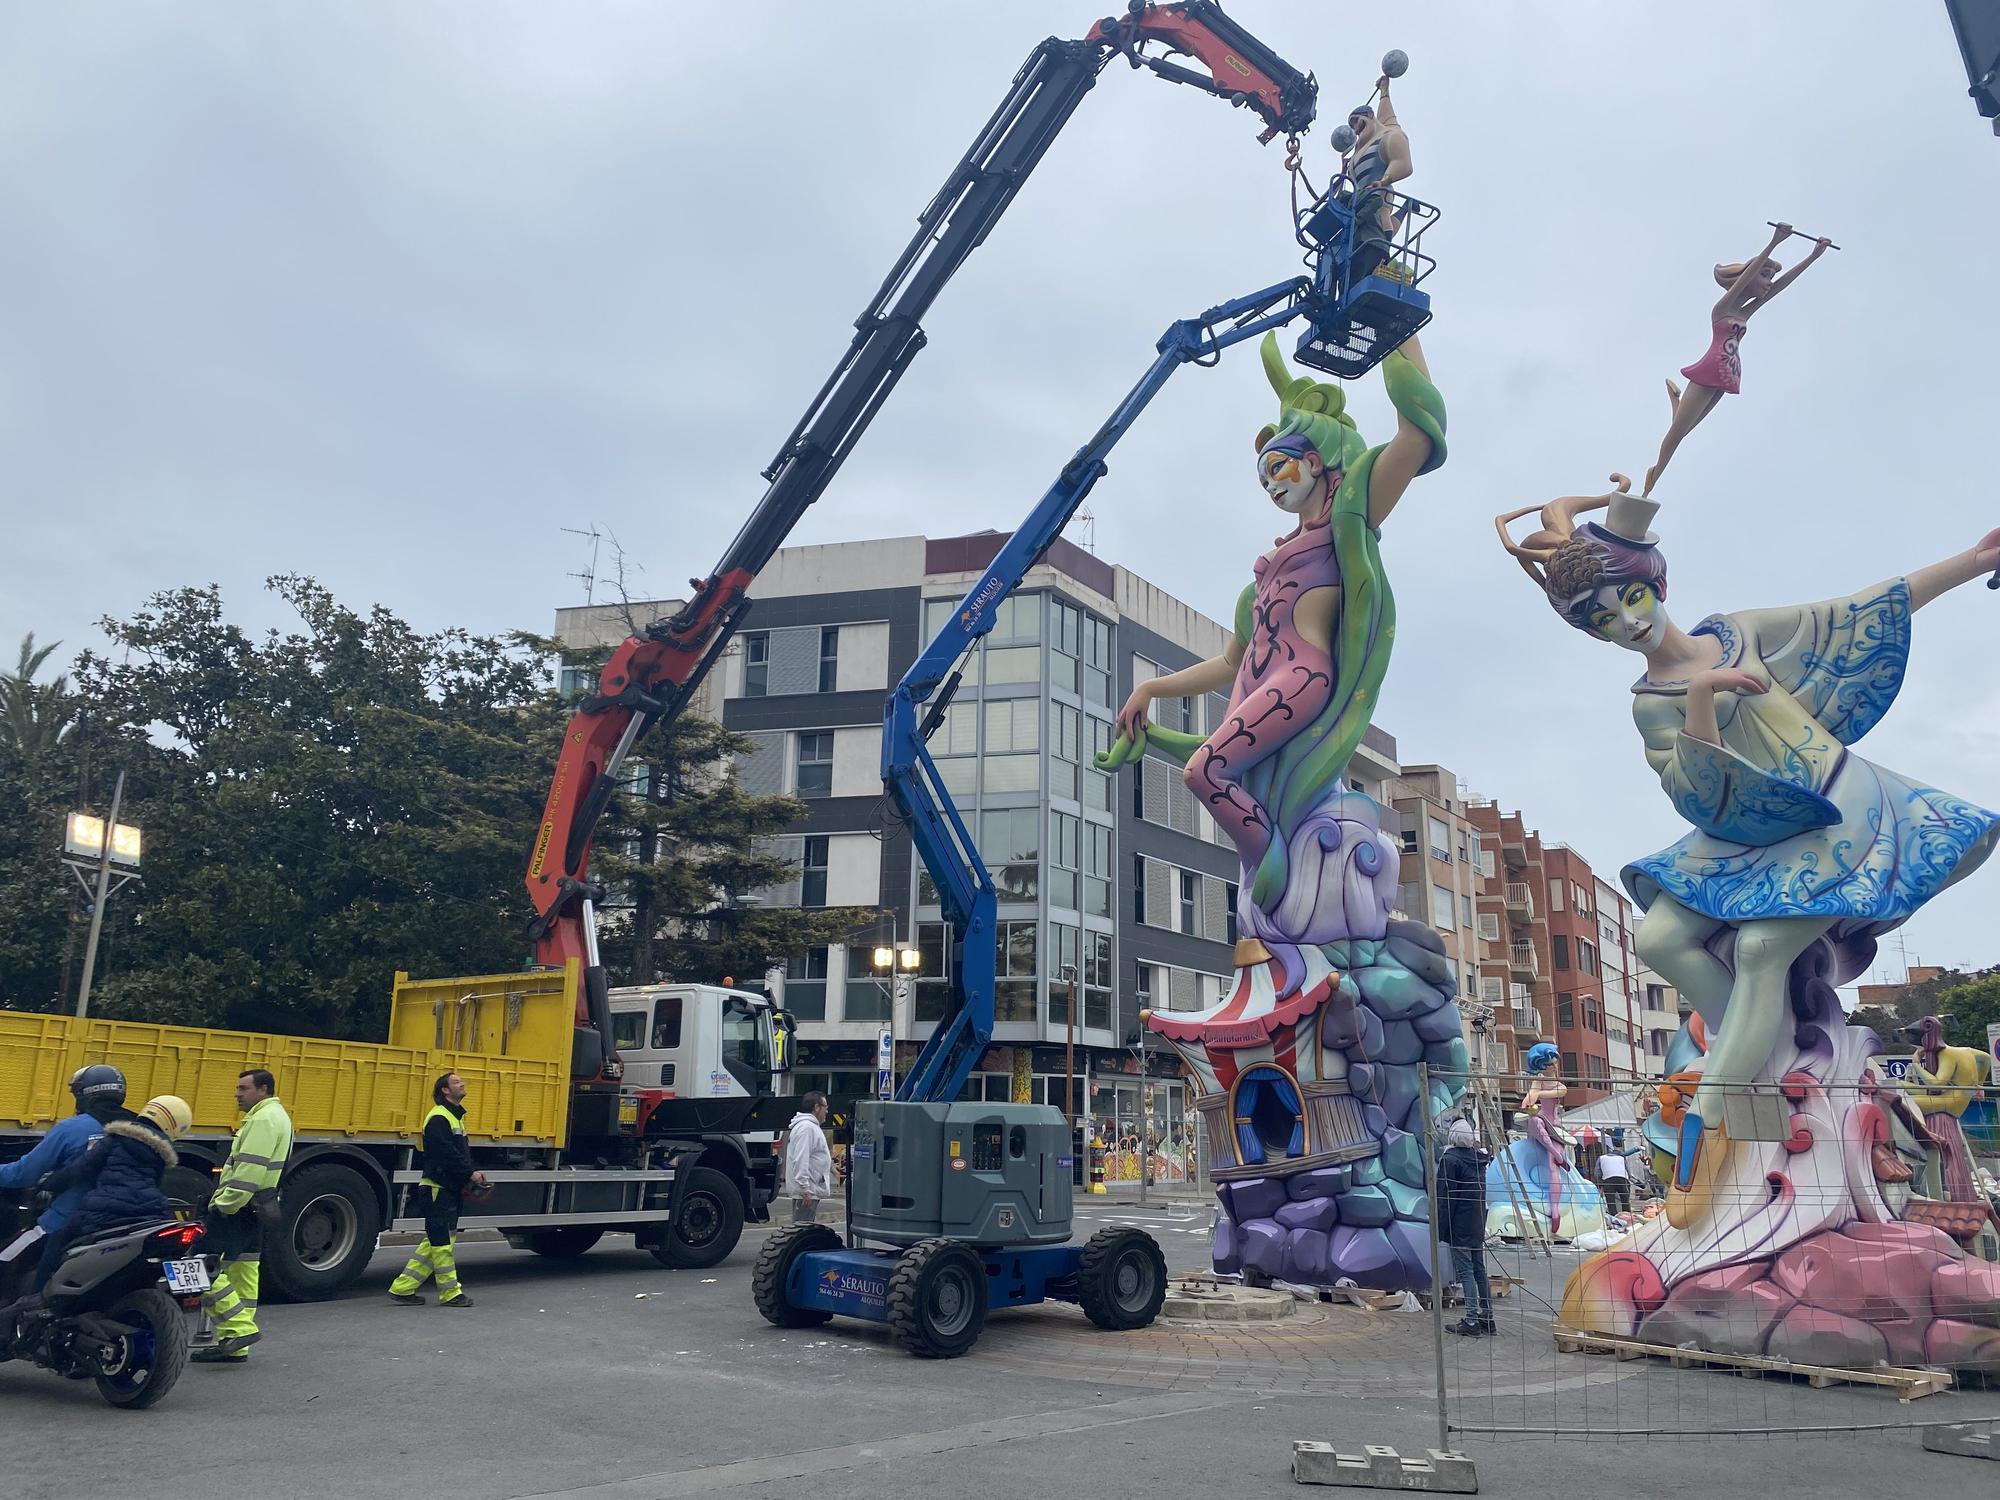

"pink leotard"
[1680,317,1746,396]
[1184,524,1338,873]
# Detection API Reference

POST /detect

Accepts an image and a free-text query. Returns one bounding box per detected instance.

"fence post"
[1419,1062,1449,1453]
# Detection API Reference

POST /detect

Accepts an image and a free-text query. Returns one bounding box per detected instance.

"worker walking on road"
[195,1068,294,1364]
[784,1091,833,1226]
[388,1072,487,1308]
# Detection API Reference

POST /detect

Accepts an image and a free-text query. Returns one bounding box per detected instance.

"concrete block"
[1921,1422,2000,1461]
[1293,1441,1478,1492]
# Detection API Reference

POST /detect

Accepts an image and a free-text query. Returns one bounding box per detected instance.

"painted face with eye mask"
[1257,433,1337,520]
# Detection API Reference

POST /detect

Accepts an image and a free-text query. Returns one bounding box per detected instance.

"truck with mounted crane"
[0,966,794,1300]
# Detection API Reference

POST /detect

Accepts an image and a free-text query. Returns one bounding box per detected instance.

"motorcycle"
[1,1192,210,1409]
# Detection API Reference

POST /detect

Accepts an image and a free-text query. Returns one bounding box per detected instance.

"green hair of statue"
[1095,338,1445,920]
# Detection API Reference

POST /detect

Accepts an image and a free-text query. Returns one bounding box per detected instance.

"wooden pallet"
[1442,1272,1521,1307]
[1551,1325,1955,1402]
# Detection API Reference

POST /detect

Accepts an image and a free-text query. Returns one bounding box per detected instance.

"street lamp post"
[1060,963,1080,1172]
[62,769,142,1019]
[872,940,921,1098]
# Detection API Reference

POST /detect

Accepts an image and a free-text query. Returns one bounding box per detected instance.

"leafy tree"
[1934,973,2000,1057]
[0,580,861,1034]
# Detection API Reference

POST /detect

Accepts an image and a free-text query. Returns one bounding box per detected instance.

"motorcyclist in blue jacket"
[0,1066,129,1285]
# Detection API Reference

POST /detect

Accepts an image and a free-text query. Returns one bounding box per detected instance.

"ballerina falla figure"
[1642,223,1832,496]
[1497,481,2000,1224]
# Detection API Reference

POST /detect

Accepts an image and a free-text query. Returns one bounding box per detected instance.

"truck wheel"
[264,1162,382,1302]
[1076,1226,1167,1330]
[161,1166,213,1218]
[887,1239,987,1359]
[649,1167,745,1269]
[524,1228,604,1259]
[752,1223,840,1327]
[95,1287,189,1409]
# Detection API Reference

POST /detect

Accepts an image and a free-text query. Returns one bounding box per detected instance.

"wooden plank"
[1550,1325,1953,1399]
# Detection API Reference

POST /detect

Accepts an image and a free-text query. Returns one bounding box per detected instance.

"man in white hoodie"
[784,1092,834,1226]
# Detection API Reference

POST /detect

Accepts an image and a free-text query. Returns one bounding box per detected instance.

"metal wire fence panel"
[1416,1068,2000,1443]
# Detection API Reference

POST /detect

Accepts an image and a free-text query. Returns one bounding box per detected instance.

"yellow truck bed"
[0,963,578,1147]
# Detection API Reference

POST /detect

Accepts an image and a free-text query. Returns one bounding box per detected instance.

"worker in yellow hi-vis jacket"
[388,1072,486,1308]
[194,1068,294,1365]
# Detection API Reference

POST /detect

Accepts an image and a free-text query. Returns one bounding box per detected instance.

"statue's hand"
[1972,527,2000,570]
[1114,684,1154,745]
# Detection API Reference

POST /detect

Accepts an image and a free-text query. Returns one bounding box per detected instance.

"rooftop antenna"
[1073,506,1097,555]
[562,524,603,604]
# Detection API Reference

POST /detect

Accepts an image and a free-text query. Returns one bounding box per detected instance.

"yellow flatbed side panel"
[1,963,576,1145]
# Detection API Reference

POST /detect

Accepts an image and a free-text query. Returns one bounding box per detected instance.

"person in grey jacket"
[783,1093,833,1226]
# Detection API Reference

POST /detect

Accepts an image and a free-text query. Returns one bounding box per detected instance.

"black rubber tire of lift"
[1075,1225,1168,1331]
[886,1238,988,1359]
[524,1227,604,1259]
[751,1223,842,1327]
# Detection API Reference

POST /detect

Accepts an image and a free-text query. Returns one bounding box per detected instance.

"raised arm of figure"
[1363,334,1442,528]
[1905,529,2000,610]
[1764,236,1832,297]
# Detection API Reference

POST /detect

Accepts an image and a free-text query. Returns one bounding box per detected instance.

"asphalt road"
[4,1206,1994,1500]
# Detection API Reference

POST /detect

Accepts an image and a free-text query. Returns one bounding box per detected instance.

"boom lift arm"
[885,277,1323,1106]
[525,5,1318,1074]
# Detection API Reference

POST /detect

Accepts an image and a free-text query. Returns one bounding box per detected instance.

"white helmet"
[139,1095,194,1140]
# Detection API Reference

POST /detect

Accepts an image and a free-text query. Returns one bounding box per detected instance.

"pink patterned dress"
[1680,317,1746,396]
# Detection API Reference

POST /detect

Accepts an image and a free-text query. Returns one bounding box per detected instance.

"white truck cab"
[607,984,792,1103]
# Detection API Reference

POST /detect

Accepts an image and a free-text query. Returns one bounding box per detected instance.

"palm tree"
[0,634,79,760]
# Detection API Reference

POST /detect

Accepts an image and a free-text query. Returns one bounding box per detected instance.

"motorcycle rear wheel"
[94,1287,189,1409]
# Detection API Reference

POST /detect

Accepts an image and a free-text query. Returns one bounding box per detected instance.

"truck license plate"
[163,1258,210,1294]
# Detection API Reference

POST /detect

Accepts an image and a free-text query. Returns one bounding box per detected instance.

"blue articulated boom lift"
[752,33,1441,1360]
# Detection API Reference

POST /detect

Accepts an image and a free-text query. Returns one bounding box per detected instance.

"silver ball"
[1381,49,1409,78]
[1328,124,1357,152]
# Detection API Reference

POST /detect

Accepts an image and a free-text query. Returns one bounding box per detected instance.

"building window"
[818,627,839,693]
[1400,826,1418,855]
[1178,869,1198,935]
[1084,718,1114,813]
[1134,961,1152,1013]
[982,807,1040,903]
[845,944,891,1021]
[801,836,828,907]
[1050,810,1080,910]
[995,920,1038,1023]
[915,922,952,1023]
[1553,934,1570,970]
[796,731,833,798]
[1428,815,1451,860]
[1085,931,1112,1029]
[785,947,828,1021]
[1081,615,1112,706]
[1430,883,1454,931]
[1052,601,1081,694]
[1585,1054,1608,1080]
[1134,854,1147,925]
[1645,983,1667,1009]
[1051,924,1081,1026]
[1085,823,1113,919]
[1466,832,1481,867]
[1051,703,1081,801]
[743,633,769,697]
[1573,881,1591,914]
[1584,997,1602,1033]
[1460,892,1474,929]
[1557,992,1575,1029]
[989,593,1041,643]
[1223,880,1239,946]
[1549,881,1564,913]
[1561,1050,1578,1077]
[1577,937,1598,977]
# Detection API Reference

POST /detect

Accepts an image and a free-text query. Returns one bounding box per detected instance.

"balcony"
[1511,1007,1543,1036]
[1509,942,1539,977]
[1504,881,1534,917]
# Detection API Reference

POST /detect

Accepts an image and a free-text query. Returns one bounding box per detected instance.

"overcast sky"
[5,2,1996,992]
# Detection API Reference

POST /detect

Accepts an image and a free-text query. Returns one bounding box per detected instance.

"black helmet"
[70,1064,127,1110]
